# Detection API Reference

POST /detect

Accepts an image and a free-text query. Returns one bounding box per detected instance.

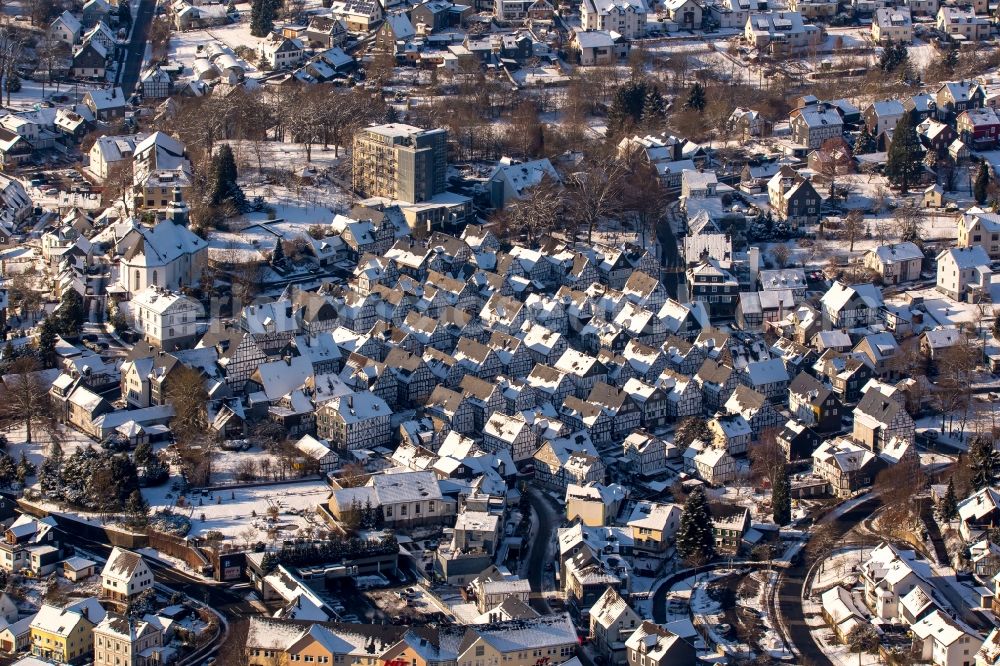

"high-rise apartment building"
[352,123,447,203]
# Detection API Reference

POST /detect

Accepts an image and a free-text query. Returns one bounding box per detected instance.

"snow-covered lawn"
[884,285,996,328]
[142,478,331,540]
[809,547,870,594]
[2,78,107,112]
[5,423,99,471]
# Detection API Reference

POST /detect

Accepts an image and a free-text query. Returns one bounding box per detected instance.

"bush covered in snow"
[149,510,192,537]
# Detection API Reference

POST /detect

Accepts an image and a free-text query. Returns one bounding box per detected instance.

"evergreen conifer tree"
[56,289,85,337]
[854,126,875,155]
[685,82,706,112]
[39,441,63,495]
[38,318,56,367]
[939,478,958,522]
[607,81,648,136]
[969,435,1000,491]
[0,453,16,487]
[974,161,990,205]
[271,239,285,266]
[250,0,273,36]
[676,485,715,565]
[134,441,153,468]
[16,452,34,484]
[885,111,922,192]
[642,87,666,124]
[126,490,150,527]
[772,464,791,526]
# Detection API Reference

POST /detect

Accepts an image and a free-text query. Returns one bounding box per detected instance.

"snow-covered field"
[6,423,99,470]
[142,478,332,540]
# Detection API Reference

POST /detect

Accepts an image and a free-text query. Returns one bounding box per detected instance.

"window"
[475,647,485,657]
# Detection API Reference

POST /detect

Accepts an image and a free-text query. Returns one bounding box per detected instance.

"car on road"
[923,429,939,440]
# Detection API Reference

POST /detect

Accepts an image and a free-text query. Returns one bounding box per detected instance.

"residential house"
[863,242,923,284]
[813,437,881,498]
[566,483,627,527]
[958,107,1000,149]
[130,287,204,351]
[315,392,392,450]
[259,34,305,68]
[789,102,844,149]
[744,11,821,54]
[83,87,126,121]
[821,586,867,642]
[852,384,915,451]
[958,207,1000,259]
[93,613,164,666]
[696,358,738,412]
[708,413,753,456]
[30,602,99,664]
[937,246,992,301]
[685,259,739,319]
[621,378,668,429]
[572,30,629,66]
[725,385,783,435]
[487,157,560,209]
[865,99,908,135]
[957,487,1000,541]
[767,166,822,229]
[739,357,790,403]
[911,610,983,666]
[693,445,737,485]
[820,282,884,329]
[50,11,82,44]
[711,505,751,552]
[936,80,985,120]
[626,501,681,555]
[580,0,648,38]
[624,622,696,666]
[788,371,841,431]
[329,470,453,527]
[622,430,670,476]
[936,6,990,42]
[663,0,702,27]
[0,516,59,574]
[482,412,538,461]
[590,588,641,666]
[101,548,153,602]
[872,7,912,42]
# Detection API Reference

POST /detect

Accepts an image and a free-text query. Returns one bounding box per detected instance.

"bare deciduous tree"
[844,209,864,253]
[566,158,627,243]
[497,173,563,246]
[0,357,62,444]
